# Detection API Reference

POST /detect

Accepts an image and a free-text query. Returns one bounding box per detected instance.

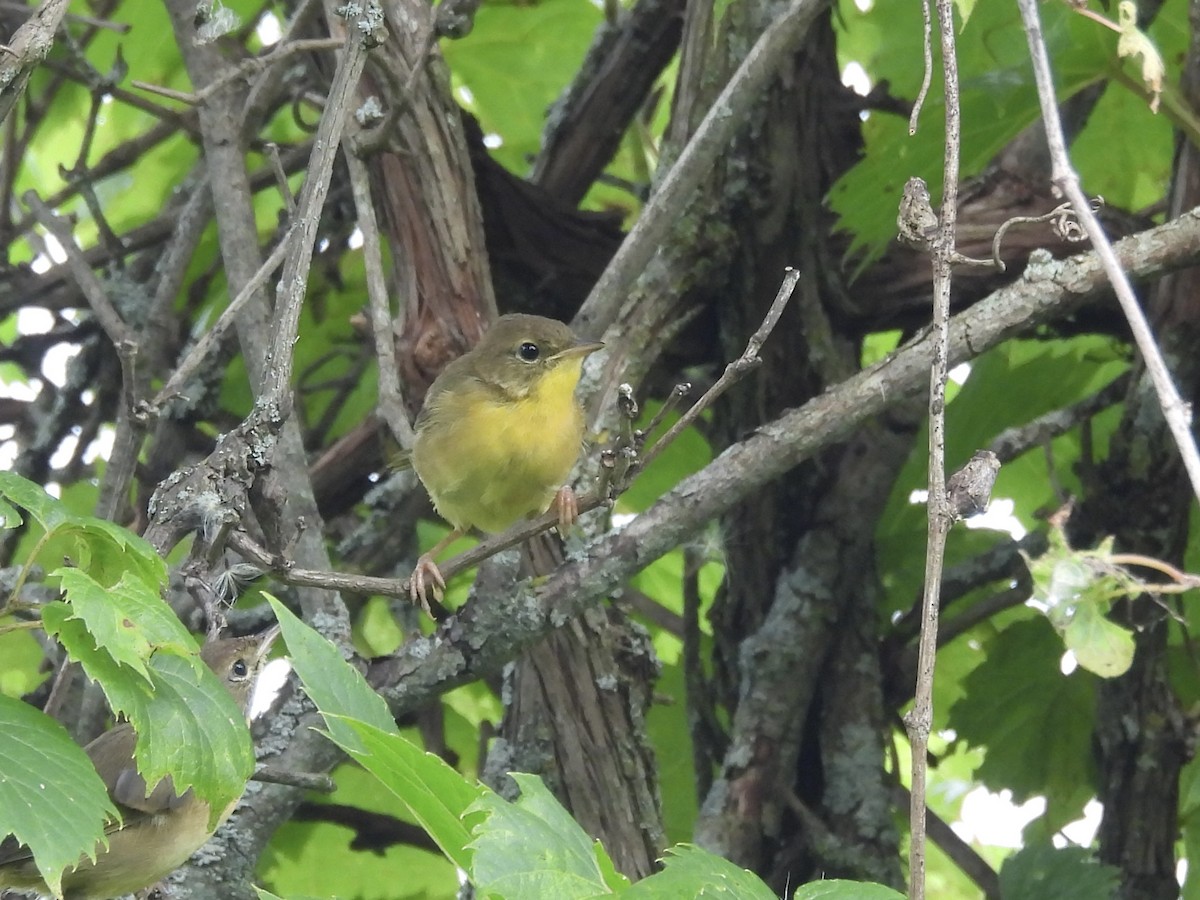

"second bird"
[408,314,603,603]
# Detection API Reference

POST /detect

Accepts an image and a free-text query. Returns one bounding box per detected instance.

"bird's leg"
[551,485,580,533]
[409,529,463,615]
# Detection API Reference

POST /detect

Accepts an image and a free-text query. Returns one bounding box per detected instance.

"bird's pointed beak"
[254,623,283,665]
[552,340,604,361]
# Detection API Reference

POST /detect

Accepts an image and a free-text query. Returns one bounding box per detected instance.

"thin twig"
[639,382,692,444]
[129,80,198,104]
[909,0,933,134]
[150,226,298,411]
[265,143,296,219]
[252,765,337,793]
[989,373,1129,463]
[1107,553,1200,588]
[23,191,145,521]
[343,146,415,449]
[260,23,375,409]
[23,193,132,350]
[133,37,345,107]
[904,0,963,893]
[1017,0,1200,505]
[894,785,1001,899]
[640,267,800,473]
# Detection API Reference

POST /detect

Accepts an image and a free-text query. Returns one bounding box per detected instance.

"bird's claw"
[409,554,446,618]
[552,485,580,534]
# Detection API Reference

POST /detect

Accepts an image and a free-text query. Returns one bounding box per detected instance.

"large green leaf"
[948,618,1096,831]
[441,0,603,175]
[471,773,626,899]
[264,595,397,749]
[0,694,117,897]
[0,473,247,824]
[52,569,195,682]
[267,598,483,870]
[327,717,485,873]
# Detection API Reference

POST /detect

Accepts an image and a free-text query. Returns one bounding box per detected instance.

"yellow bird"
[0,627,280,900]
[408,314,603,604]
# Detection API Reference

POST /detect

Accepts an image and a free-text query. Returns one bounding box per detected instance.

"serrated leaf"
[998,844,1119,900]
[792,878,907,899]
[623,844,776,898]
[64,518,167,591]
[470,773,621,899]
[264,595,396,751]
[41,610,251,824]
[52,569,195,681]
[139,651,255,824]
[0,694,117,897]
[1061,600,1135,677]
[324,716,484,872]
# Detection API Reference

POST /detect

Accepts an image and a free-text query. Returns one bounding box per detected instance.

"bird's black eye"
[518,341,540,362]
[231,659,249,678]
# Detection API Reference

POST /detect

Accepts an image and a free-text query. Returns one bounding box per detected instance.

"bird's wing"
[87,724,191,815]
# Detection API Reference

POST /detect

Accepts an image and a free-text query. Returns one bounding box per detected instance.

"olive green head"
[453,314,603,400]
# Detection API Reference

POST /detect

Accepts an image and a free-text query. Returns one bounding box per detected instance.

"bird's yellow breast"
[412,359,587,534]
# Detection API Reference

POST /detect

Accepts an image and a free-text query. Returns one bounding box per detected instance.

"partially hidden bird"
[405,314,603,606]
[0,625,281,900]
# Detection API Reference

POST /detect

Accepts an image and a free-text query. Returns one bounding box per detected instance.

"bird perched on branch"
[404,314,603,606]
[0,626,281,900]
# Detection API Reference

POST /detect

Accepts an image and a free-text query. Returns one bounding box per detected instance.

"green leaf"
[263,595,397,751]
[1060,600,1135,677]
[0,495,21,529]
[265,598,486,871]
[470,772,625,898]
[948,618,1096,831]
[792,878,907,899]
[0,471,71,531]
[40,608,253,825]
[257,759,458,898]
[440,0,603,175]
[998,844,1119,900]
[0,694,118,897]
[1022,523,1136,678]
[623,844,776,898]
[53,569,196,682]
[324,716,485,873]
